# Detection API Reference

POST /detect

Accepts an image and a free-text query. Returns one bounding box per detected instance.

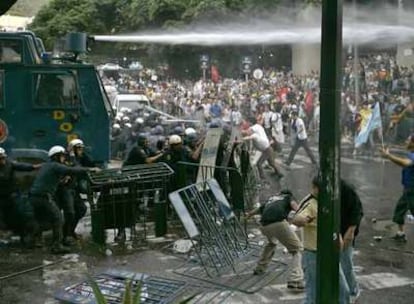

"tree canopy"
[30,0,291,48]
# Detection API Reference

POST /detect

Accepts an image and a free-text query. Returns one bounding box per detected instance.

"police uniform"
[57,152,95,241]
[30,162,89,251]
[124,145,152,166]
[0,159,36,231]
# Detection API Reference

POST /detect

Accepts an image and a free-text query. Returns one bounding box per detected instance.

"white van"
[114,94,151,113]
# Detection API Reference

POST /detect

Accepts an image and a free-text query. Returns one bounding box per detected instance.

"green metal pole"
[317,0,343,303]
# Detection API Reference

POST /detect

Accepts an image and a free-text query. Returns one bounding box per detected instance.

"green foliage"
[88,276,141,304]
[87,275,109,304]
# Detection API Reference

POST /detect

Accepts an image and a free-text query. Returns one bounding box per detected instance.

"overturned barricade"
[169,179,286,293]
[55,269,188,304]
[87,163,174,245]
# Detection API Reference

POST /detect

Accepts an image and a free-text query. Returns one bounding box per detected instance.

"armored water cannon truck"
[0,31,113,165]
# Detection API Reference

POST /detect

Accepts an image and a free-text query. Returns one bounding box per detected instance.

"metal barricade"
[177,157,258,213]
[54,270,188,304]
[169,178,249,277]
[87,163,174,245]
[169,178,286,293]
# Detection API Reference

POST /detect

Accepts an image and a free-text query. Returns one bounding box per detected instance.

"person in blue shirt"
[380,134,414,242]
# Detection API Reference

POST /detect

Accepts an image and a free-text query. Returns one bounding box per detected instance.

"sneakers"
[253,267,266,275]
[287,281,305,290]
[350,289,361,304]
[272,171,284,179]
[391,233,407,243]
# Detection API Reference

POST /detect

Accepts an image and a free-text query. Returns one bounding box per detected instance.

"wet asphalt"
[1,139,414,303]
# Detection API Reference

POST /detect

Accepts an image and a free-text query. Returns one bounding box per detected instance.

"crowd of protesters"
[104,51,414,160]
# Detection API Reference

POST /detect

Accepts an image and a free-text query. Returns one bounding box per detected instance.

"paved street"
[1,139,414,303]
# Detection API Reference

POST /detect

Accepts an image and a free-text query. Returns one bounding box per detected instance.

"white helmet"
[68,139,84,150]
[135,117,144,124]
[0,147,7,157]
[48,145,66,158]
[122,116,130,122]
[185,128,197,136]
[169,134,182,145]
[124,122,132,128]
[113,123,121,129]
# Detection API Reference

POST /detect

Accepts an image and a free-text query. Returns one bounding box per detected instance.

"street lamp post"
[242,56,252,82]
[317,0,343,303]
[200,55,209,82]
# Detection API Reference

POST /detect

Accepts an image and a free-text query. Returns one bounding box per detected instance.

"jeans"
[302,250,350,304]
[341,246,360,297]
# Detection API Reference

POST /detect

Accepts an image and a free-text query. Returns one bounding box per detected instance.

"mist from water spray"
[94,5,414,47]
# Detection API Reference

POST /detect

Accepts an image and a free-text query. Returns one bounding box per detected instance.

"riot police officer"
[30,146,98,254]
[0,147,40,240]
[124,133,164,166]
[56,139,95,246]
[116,134,164,242]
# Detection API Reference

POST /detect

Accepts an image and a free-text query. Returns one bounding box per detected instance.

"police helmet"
[154,125,164,135]
[113,123,121,129]
[135,117,144,124]
[122,116,130,122]
[68,139,84,150]
[169,134,182,145]
[0,147,7,158]
[137,133,147,146]
[185,127,197,136]
[48,145,66,158]
[172,126,184,136]
[125,122,132,128]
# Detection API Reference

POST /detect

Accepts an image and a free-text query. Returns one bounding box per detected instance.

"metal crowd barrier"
[177,157,258,213]
[169,178,286,293]
[54,269,188,304]
[87,163,174,245]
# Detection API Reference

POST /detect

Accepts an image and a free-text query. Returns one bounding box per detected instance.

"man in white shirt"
[285,111,317,167]
[242,121,283,179]
[263,104,274,138]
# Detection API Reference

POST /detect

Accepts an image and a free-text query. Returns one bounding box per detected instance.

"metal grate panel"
[55,270,187,304]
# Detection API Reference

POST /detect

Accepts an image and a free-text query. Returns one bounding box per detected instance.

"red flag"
[304,90,314,115]
[211,65,220,83]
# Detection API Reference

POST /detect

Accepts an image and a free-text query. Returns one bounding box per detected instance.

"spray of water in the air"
[94,4,414,46]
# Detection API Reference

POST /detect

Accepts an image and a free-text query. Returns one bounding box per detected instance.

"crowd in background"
[103,51,414,161]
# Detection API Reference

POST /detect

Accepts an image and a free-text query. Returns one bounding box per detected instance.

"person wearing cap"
[284,111,317,167]
[246,190,304,290]
[29,145,98,254]
[380,134,414,243]
[0,147,41,242]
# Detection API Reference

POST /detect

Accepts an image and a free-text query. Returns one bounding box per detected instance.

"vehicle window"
[0,71,3,108]
[33,73,80,108]
[0,40,22,63]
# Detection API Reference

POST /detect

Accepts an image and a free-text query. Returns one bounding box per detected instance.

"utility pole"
[317,0,343,303]
[353,0,360,104]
